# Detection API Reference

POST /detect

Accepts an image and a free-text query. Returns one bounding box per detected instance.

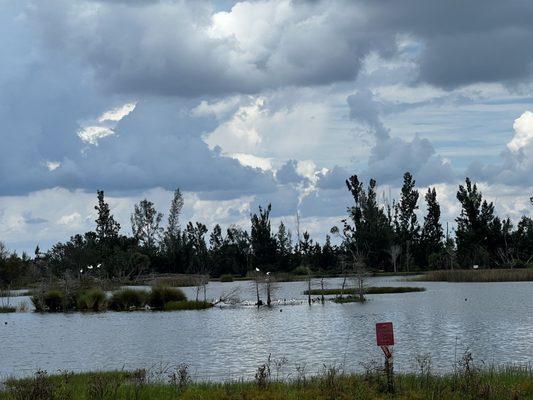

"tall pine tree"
[420,187,444,267]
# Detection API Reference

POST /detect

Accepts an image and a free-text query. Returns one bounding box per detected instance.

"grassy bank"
[1,364,531,400]
[415,269,533,282]
[304,286,426,296]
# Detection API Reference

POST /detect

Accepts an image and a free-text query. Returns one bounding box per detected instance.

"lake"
[1,276,532,381]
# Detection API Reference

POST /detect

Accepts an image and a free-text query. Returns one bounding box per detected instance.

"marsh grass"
[1,362,531,400]
[0,306,16,313]
[109,288,148,311]
[76,288,107,312]
[148,286,187,310]
[305,286,426,296]
[415,269,533,282]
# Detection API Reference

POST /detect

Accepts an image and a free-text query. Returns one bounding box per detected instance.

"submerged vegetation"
[1,360,531,400]
[416,268,533,282]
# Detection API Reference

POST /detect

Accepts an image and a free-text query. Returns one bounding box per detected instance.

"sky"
[1,0,533,253]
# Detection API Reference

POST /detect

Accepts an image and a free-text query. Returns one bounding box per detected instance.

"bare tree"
[387,245,401,273]
[331,227,367,302]
[194,274,209,302]
[306,266,313,305]
[319,275,326,304]
[212,287,241,306]
[264,272,277,307]
[338,255,349,299]
[253,268,263,306]
[350,249,367,303]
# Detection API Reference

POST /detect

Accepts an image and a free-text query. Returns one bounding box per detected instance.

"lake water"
[1,276,532,381]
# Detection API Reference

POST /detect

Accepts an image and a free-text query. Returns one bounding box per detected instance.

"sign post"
[376,322,394,393]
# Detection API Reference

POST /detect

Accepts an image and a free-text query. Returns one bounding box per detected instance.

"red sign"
[376,322,394,346]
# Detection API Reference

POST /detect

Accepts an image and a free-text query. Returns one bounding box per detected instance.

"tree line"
[1,173,532,286]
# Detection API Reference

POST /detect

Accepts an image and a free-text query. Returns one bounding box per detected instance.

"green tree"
[250,204,277,271]
[163,189,184,272]
[343,175,392,270]
[394,172,420,271]
[455,178,496,267]
[184,222,208,274]
[95,190,121,242]
[420,187,444,268]
[276,221,293,271]
[131,199,163,250]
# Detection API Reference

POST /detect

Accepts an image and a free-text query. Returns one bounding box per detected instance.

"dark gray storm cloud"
[25,0,395,97]
[362,0,533,88]
[276,160,308,185]
[26,0,533,97]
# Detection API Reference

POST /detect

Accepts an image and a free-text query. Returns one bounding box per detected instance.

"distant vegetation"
[416,269,533,282]
[1,174,532,290]
[1,361,531,400]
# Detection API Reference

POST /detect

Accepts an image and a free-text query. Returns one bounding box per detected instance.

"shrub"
[109,288,148,311]
[30,293,46,312]
[43,290,66,312]
[76,288,107,312]
[163,300,213,311]
[148,286,186,310]
[220,274,234,282]
[0,305,16,313]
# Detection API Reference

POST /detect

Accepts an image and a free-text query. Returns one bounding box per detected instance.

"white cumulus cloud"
[507,111,533,152]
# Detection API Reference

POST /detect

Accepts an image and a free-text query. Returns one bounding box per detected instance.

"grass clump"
[0,306,16,313]
[163,300,213,311]
[219,274,234,282]
[109,288,148,311]
[37,289,67,312]
[148,286,187,310]
[304,286,426,296]
[76,288,107,312]
[416,269,533,282]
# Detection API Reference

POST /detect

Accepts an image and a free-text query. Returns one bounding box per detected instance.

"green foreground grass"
[1,365,531,400]
[304,286,426,296]
[415,269,533,282]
